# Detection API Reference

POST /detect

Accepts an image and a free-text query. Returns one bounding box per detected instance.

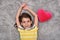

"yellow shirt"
[18,25,38,40]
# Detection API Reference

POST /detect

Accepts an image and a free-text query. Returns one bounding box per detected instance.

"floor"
[0,0,60,40]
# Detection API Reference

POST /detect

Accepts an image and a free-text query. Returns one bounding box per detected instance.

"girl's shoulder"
[18,25,24,29]
[31,24,38,30]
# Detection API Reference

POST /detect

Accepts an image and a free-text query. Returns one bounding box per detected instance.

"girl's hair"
[19,13,32,23]
[14,13,32,28]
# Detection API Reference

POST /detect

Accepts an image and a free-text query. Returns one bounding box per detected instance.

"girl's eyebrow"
[22,21,25,23]
[27,20,29,21]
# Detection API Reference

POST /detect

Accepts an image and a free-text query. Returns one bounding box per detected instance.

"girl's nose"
[25,22,28,24]
[25,23,28,26]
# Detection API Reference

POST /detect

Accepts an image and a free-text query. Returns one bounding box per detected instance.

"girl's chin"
[25,27,30,28]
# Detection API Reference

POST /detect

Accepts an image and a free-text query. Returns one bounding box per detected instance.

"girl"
[15,3,38,40]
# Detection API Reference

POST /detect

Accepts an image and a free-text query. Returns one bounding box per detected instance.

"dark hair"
[14,13,32,28]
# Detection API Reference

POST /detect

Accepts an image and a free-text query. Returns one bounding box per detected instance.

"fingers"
[21,3,26,8]
[21,3,29,10]
[23,6,28,10]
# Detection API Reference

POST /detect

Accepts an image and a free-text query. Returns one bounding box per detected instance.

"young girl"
[15,3,38,40]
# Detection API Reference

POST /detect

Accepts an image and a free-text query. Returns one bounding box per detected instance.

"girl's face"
[21,17,32,29]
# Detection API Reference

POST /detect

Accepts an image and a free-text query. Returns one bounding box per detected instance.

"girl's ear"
[21,22,23,26]
[21,23,22,25]
[31,21,32,24]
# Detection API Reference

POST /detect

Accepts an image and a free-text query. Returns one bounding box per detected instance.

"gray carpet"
[0,0,60,40]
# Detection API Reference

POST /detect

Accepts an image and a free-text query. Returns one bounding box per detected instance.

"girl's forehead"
[22,18,31,21]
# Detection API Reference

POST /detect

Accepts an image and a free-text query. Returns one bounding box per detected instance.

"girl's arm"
[27,8,38,26]
[16,3,26,27]
[24,6,38,26]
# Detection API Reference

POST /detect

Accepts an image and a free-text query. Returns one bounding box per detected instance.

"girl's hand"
[23,5,29,10]
[21,3,26,8]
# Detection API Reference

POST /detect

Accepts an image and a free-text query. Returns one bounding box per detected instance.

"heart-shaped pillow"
[37,9,52,22]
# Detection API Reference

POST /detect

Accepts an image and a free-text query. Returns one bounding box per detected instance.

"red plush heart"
[37,9,52,22]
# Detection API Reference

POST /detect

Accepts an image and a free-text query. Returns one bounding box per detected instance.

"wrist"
[18,7,23,10]
[20,6,23,9]
[27,8,30,11]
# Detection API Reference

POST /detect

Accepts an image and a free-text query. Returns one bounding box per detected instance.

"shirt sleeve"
[18,25,24,29]
[18,26,22,28]
[17,25,24,31]
[32,24,38,30]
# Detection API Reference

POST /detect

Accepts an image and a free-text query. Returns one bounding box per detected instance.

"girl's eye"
[27,21,30,22]
[22,21,25,23]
